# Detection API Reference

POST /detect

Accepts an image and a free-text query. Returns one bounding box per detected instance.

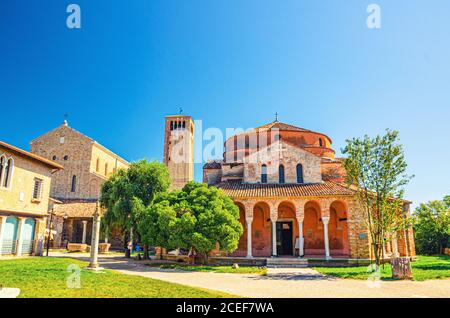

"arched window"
[71,175,77,192]
[63,155,69,161]
[3,158,13,188]
[52,155,57,161]
[296,164,304,184]
[96,158,100,172]
[261,164,268,184]
[279,165,285,183]
[319,138,323,147]
[0,156,5,185]
[104,163,108,175]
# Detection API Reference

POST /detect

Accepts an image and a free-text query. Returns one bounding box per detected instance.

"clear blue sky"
[1,1,449,208]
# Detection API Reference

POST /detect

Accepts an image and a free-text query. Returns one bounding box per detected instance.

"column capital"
[296,216,304,223]
[321,216,330,225]
[82,220,88,225]
[245,217,253,224]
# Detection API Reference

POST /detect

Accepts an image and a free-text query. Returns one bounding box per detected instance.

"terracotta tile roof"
[216,180,355,198]
[230,120,333,144]
[255,121,310,132]
[53,199,98,218]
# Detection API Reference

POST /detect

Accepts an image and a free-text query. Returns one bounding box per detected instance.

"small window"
[319,138,323,147]
[33,178,43,200]
[296,164,304,184]
[96,158,100,172]
[261,164,268,184]
[59,137,65,144]
[0,156,5,184]
[71,175,77,192]
[182,121,186,129]
[52,155,57,161]
[63,155,69,161]
[3,158,13,188]
[104,163,108,175]
[170,121,174,130]
[279,165,285,183]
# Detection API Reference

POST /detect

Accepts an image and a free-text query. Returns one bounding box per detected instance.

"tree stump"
[390,257,413,280]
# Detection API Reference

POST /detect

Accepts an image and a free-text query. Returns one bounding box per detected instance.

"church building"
[202,120,416,260]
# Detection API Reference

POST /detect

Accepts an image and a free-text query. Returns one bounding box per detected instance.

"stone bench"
[67,243,88,252]
[99,243,111,254]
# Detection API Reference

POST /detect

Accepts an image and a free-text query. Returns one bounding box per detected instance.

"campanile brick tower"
[163,115,195,190]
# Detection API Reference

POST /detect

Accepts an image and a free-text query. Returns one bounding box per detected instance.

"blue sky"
[1,1,449,208]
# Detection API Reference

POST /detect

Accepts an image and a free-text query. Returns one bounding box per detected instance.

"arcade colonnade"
[233,197,405,260]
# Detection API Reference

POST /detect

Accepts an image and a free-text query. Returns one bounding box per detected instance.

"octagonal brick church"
[201,120,416,260]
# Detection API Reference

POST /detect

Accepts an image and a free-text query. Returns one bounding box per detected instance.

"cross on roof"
[275,112,279,122]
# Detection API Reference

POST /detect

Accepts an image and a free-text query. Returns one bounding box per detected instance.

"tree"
[138,182,243,264]
[100,160,171,258]
[342,129,413,270]
[413,197,450,255]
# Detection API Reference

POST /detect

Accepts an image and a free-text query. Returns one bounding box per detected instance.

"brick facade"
[203,120,415,260]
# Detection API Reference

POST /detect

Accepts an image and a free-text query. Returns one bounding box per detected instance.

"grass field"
[314,255,450,281]
[0,257,237,298]
[146,262,268,275]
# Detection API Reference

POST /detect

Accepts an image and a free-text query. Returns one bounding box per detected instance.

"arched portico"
[232,197,351,260]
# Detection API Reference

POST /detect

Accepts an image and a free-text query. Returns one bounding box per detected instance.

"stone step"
[266,258,308,268]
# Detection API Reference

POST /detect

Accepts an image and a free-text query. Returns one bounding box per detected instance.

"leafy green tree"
[138,182,243,263]
[100,160,171,258]
[413,197,450,254]
[342,129,413,269]
[138,200,178,259]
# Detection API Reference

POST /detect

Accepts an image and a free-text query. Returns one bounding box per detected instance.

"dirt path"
[51,252,450,298]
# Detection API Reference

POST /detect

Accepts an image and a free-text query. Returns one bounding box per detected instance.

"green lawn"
[0,257,236,298]
[146,262,268,275]
[314,255,450,281]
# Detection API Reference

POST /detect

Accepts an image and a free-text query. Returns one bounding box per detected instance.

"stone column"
[15,217,26,256]
[296,216,304,258]
[246,217,253,258]
[322,216,331,260]
[0,216,7,257]
[271,217,277,257]
[87,203,102,270]
[33,218,46,256]
[81,220,88,244]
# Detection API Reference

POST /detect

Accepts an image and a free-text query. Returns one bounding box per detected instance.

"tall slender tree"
[100,160,171,258]
[342,129,413,270]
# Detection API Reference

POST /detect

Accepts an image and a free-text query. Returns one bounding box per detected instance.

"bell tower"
[163,115,195,190]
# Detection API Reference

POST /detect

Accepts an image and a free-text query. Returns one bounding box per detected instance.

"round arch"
[329,200,349,256]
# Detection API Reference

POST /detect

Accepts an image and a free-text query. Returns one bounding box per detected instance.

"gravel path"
[51,252,450,298]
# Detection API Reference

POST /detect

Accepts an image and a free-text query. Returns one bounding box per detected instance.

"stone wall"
[243,140,322,184]
[30,124,128,200]
[0,146,53,215]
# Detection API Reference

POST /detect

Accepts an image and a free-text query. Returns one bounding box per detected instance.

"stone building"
[30,121,129,247]
[203,120,416,260]
[0,141,63,256]
[163,115,195,190]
